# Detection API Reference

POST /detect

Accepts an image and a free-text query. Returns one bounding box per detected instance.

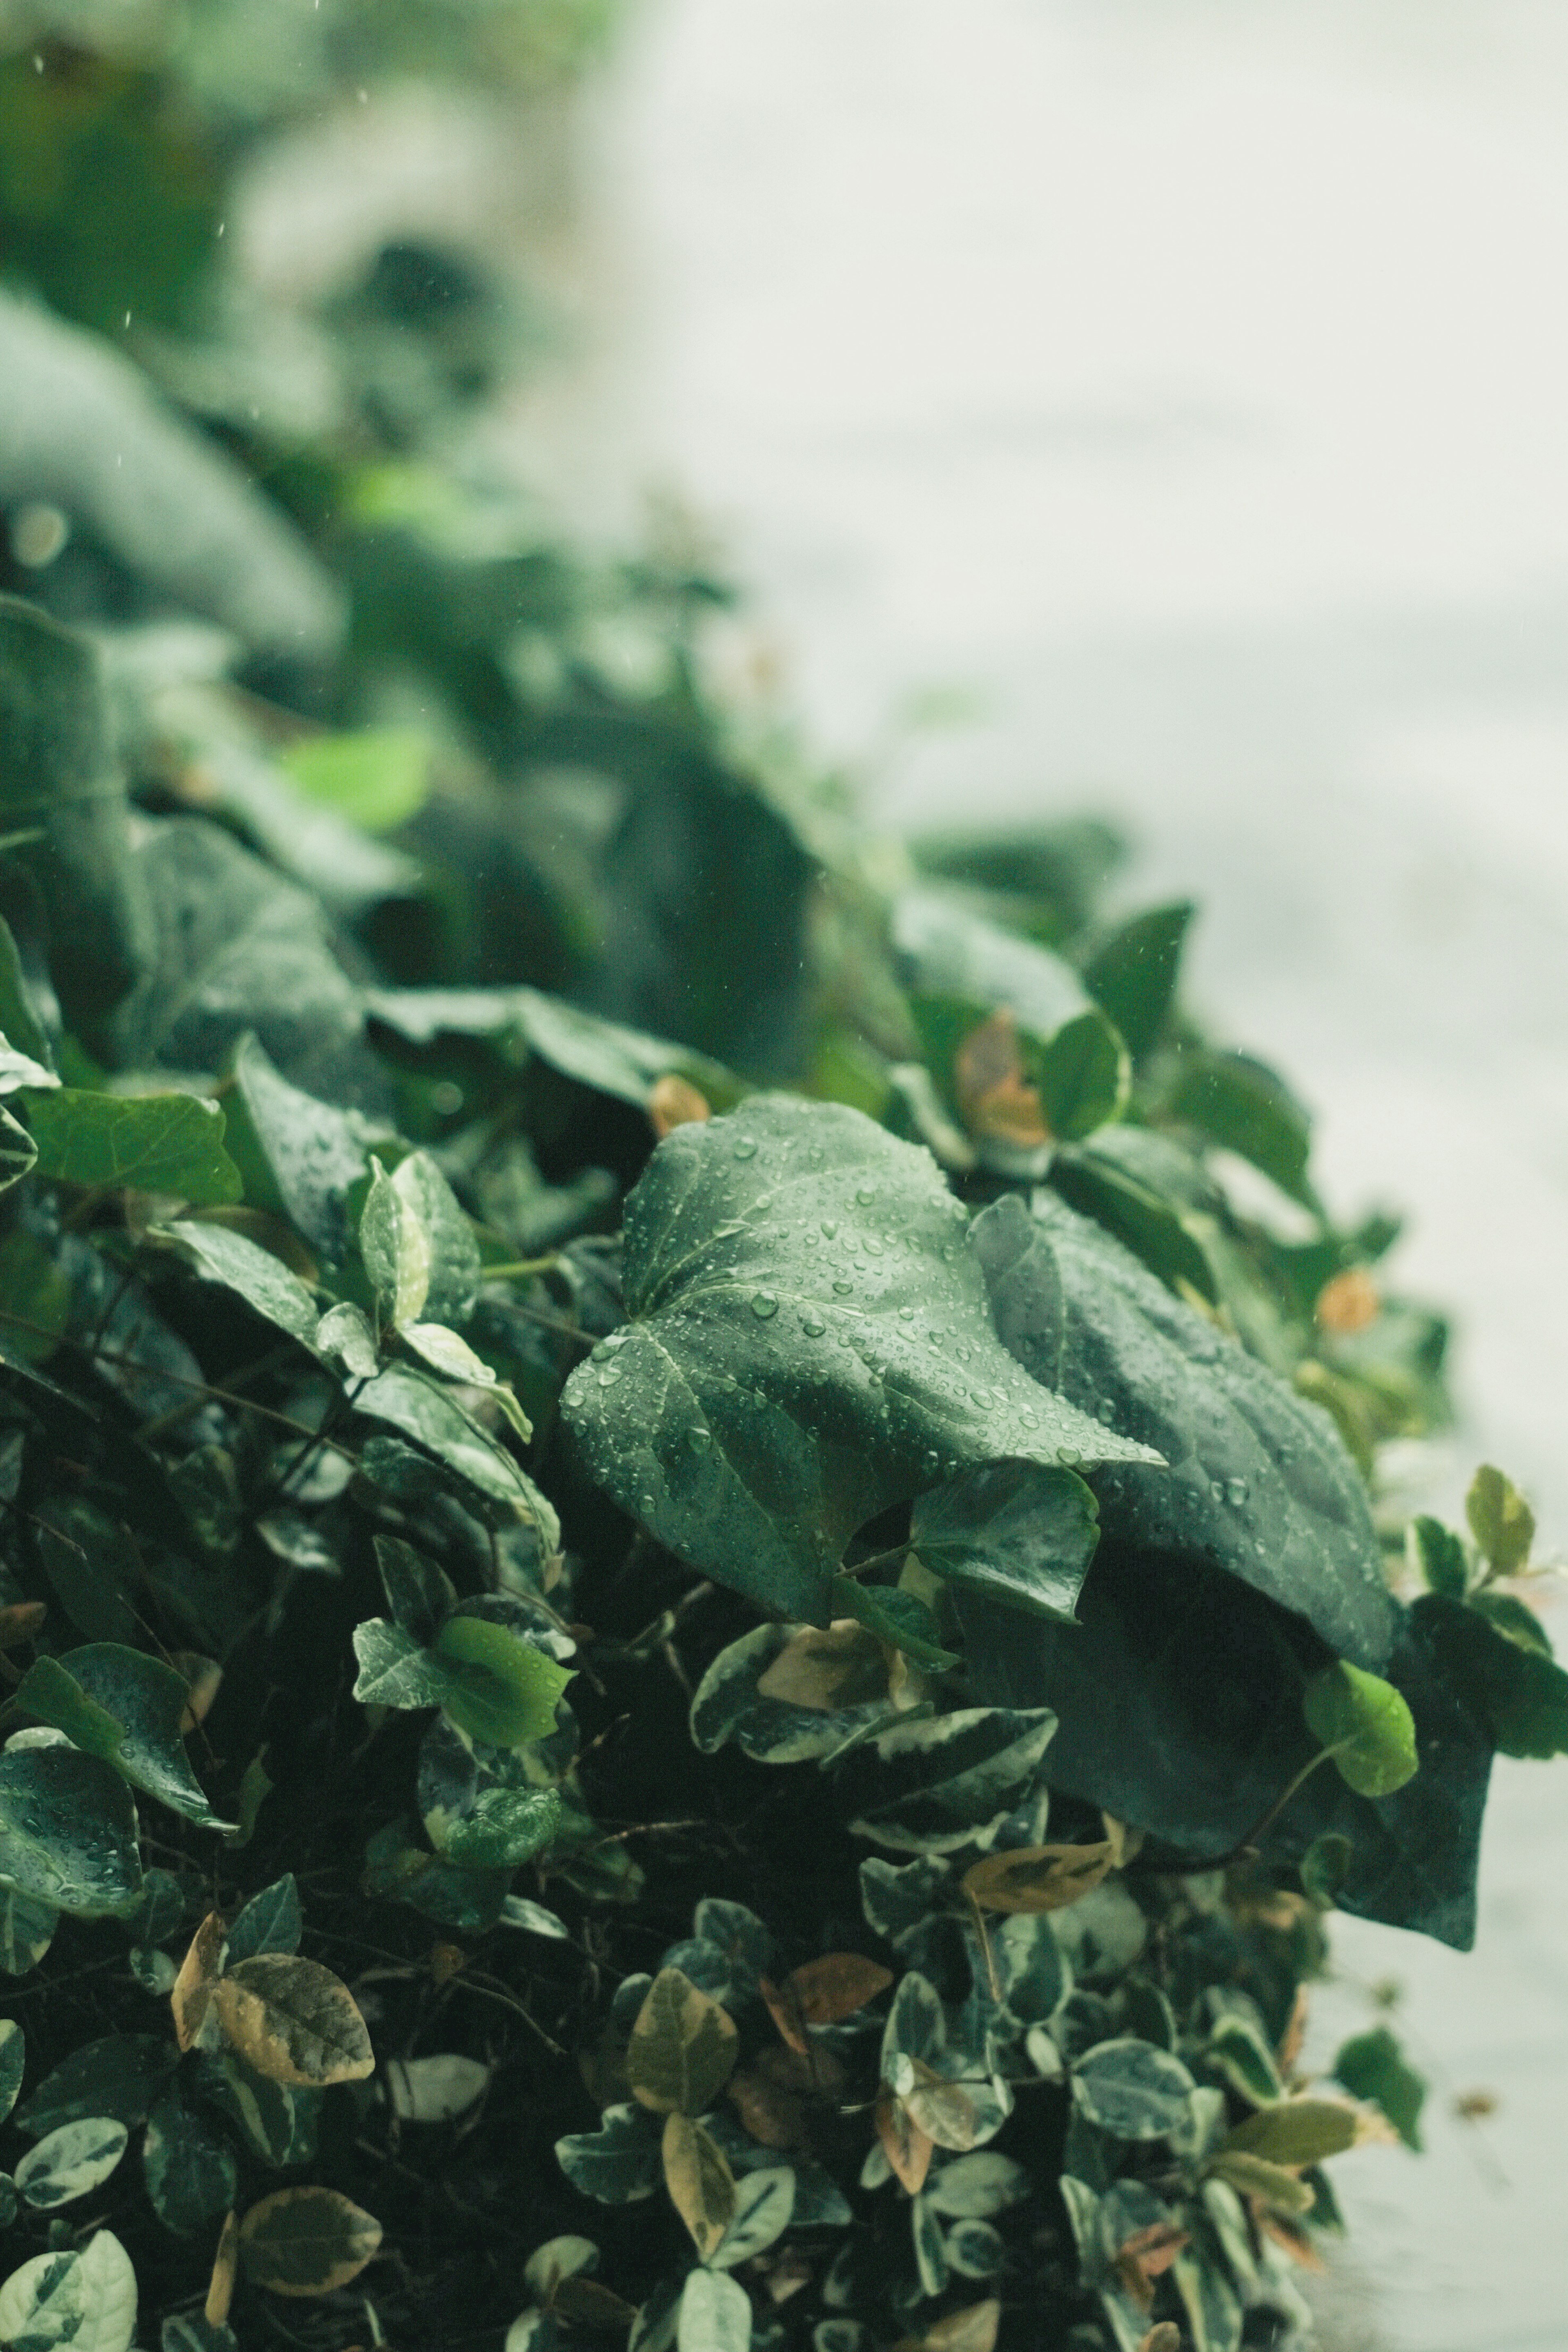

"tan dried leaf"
[876,2089,934,2194]
[1137,2328,1182,2352]
[785,1953,894,2027]
[173,1653,223,1732]
[1256,2212,1326,2272]
[239,2187,383,2297]
[1315,1267,1380,1335]
[205,2209,239,2326]
[212,1954,375,2087]
[1116,2221,1189,2281]
[955,1011,1049,1147]
[626,1966,739,2115]
[648,1076,712,1138]
[922,2299,1002,2352]
[661,2111,736,2260]
[755,1621,889,1712]
[172,1911,227,2052]
[1277,1985,1310,2079]
[728,2066,807,2151]
[961,1839,1114,1915]
[0,1599,47,1649]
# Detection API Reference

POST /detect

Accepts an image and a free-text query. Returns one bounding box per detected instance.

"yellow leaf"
[171,1911,227,2052]
[961,1839,1114,1915]
[625,1967,739,2115]
[661,2111,736,2260]
[1204,2151,1315,2214]
[648,1076,711,1138]
[875,2088,934,2194]
[755,1621,889,1712]
[240,2187,382,2297]
[211,1954,374,2087]
[205,2209,239,2325]
[1216,2097,1358,2168]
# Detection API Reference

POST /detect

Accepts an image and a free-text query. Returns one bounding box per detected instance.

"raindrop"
[898,1305,916,1321]
[1095,1399,1116,1424]
[1210,1480,1226,1503]
[751,1292,780,1319]
[800,1314,826,1337]
[688,1428,713,1451]
[855,1187,876,1207]
[1057,1447,1081,1467]
[1225,1477,1249,1508]
[832,1280,854,1296]
[733,1137,758,1160]
[821,1220,839,1238]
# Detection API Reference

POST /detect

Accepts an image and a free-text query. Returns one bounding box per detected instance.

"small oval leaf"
[239,2187,383,2297]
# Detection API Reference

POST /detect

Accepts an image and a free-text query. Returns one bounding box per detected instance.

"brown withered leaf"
[728,2067,807,2151]
[1256,2212,1326,2272]
[553,2278,640,2329]
[205,2209,239,2326]
[648,1075,712,1138]
[1277,1985,1310,2078]
[755,1621,889,1713]
[1114,2220,1189,2305]
[955,1011,1050,1148]
[756,2039,845,2101]
[785,1953,895,2027]
[876,2087,934,2194]
[626,1967,739,2115]
[0,1599,47,1649]
[662,2111,736,2260]
[1138,2328,1182,2352]
[962,1839,1114,1915]
[922,2300,1002,2352]
[211,1954,375,2087]
[1112,2254,1154,2312]
[172,1910,227,2052]
[1316,1267,1380,1335]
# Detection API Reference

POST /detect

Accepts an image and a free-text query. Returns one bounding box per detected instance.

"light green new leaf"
[281,726,432,833]
[0,2229,137,2352]
[0,1744,142,1914]
[1465,1463,1535,1577]
[1071,2039,1196,2140]
[21,1087,241,1204]
[911,1459,1100,1621]
[432,1615,573,1749]
[563,1098,1158,1624]
[1303,1663,1419,1797]
[16,1644,233,1828]
[15,2117,129,2209]
[1217,2098,1359,2167]
[1334,2026,1426,2151]
[149,1220,320,1347]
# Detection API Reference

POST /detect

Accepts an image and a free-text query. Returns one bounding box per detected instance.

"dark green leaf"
[562,1098,1158,1624]
[1333,2025,1425,2151]
[1048,1130,1219,1305]
[1303,1662,1419,1795]
[143,2088,238,2232]
[34,1497,136,1642]
[1167,1048,1317,1210]
[555,2102,663,2203]
[354,1365,544,1522]
[222,1031,387,1259]
[210,2052,322,2168]
[1407,1514,1468,1601]
[0,1742,143,1913]
[1300,1832,1354,1906]
[224,1874,303,1964]
[20,1086,240,1204]
[366,984,735,1113]
[1412,1592,1568,1759]
[971,1192,1397,1667]
[830,1577,959,1671]
[0,911,57,1072]
[1469,1590,1554,1653]
[911,1459,1100,1621]
[17,1643,232,1827]
[15,2034,176,2134]
[0,2016,23,2121]
[1033,1007,1129,1141]
[892,889,1089,1038]
[1080,902,1194,1063]
[374,1533,458,1646]
[149,1219,320,1347]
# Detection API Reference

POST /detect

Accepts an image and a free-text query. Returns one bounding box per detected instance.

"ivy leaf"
[365,984,737,1114]
[563,1098,1159,1624]
[238,2187,382,2297]
[210,1953,375,2087]
[661,2111,736,2259]
[224,1875,303,1964]
[431,1616,573,1748]
[972,1192,1398,1669]
[1166,1047,1318,1210]
[1303,1663,1419,1796]
[374,1534,458,1647]
[1033,1008,1129,1141]
[0,2228,138,2352]
[222,1032,386,1260]
[1411,1593,1568,1759]
[625,1967,739,2115]
[0,1743,142,1914]
[830,1578,959,1671]
[1407,1515,1468,1601]
[911,1460,1100,1622]
[16,1644,234,1828]
[20,1087,241,1204]
[1333,2027,1425,2152]
[554,2103,662,2203]
[1465,1463,1535,1576]
[142,2090,238,2234]
[149,1220,320,1348]
[354,1365,542,1519]
[14,2034,176,2135]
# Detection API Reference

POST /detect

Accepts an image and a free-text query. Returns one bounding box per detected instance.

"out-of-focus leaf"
[1080,902,1194,1063]
[1167,1048,1317,1211]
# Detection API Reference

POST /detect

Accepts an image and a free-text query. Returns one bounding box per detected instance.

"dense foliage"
[2,12,1568,2352]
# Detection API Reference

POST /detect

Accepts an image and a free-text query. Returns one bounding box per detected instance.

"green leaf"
[708,2164,795,2269]
[911,1459,1100,1621]
[15,2034,176,2135]
[375,1533,458,1646]
[1167,1047,1317,1210]
[149,1219,320,1347]
[924,2154,1030,2218]
[34,1499,137,1643]
[361,1154,430,1329]
[1071,2038,1196,2140]
[1412,1592,1568,1759]
[392,1151,481,1325]
[1080,901,1194,1063]
[281,726,432,833]
[972,1192,1397,1668]
[20,1087,240,1204]
[555,2102,663,2203]
[830,1577,959,1671]
[365,984,736,1115]
[0,2229,138,2352]
[0,1885,56,1975]
[432,1615,574,1748]
[844,1706,1057,1854]
[0,911,58,1073]
[142,2090,239,2233]
[1333,2025,1425,2151]
[210,2054,321,2169]
[239,2186,383,2297]
[222,1032,387,1258]
[1303,1663,1419,1796]
[0,2018,22,2122]
[163,2318,240,2352]
[1407,1514,1468,1601]
[677,2266,753,2352]
[893,889,1091,1038]
[1300,1831,1354,1907]
[1173,2245,1243,2352]
[625,1966,739,2115]
[15,2116,129,2209]
[0,1743,142,1914]
[0,1027,57,1093]
[500,1895,571,1940]
[316,1299,379,1377]
[1033,1007,1129,1141]
[563,1098,1158,1625]
[1465,1463,1535,1576]
[1218,2097,1358,2166]
[354,1365,543,1521]
[1048,1130,1219,1305]
[434,1784,562,1871]
[224,1874,303,1964]
[16,1643,233,1828]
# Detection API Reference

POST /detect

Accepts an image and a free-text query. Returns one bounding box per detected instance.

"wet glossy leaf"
[354,1365,543,1519]
[627,1967,739,2115]
[16,2118,124,2223]
[366,984,735,1114]
[148,1218,320,1346]
[845,1707,1057,1854]
[563,1098,1158,1624]
[316,1299,379,1377]
[15,2034,175,2137]
[1413,1592,1568,1758]
[238,2186,382,2296]
[1465,1463,1535,1575]
[1081,902,1194,1064]
[1072,2040,1196,2140]
[211,1954,375,2086]
[662,2111,736,2258]
[223,1875,303,1964]
[676,2265,753,2352]
[1303,1663,1419,1796]
[222,1032,384,1259]
[143,2091,238,2232]
[0,2228,137,2352]
[432,1615,573,1748]
[22,1087,240,1204]
[911,1459,1100,1621]
[1333,2027,1425,2152]
[17,1643,233,1828]
[0,1743,142,1914]
[555,2103,662,2203]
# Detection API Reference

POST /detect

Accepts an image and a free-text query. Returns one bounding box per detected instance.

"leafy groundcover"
[2,15,1568,2347]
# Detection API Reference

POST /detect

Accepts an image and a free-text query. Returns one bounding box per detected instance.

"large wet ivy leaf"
[365,985,736,1112]
[971,1192,1396,1669]
[222,1033,390,1261]
[148,1218,321,1348]
[562,1098,1159,1623]
[15,1644,233,1828]
[20,1087,240,1205]
[0,1744,143,1915]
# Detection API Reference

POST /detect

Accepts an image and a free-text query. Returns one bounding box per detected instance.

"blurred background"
[4,1,1567,2343]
